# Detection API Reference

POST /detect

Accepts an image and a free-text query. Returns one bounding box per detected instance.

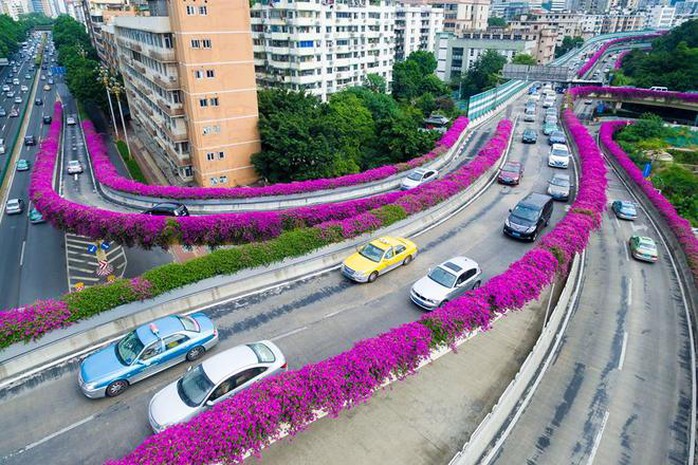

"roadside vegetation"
[613,19,698,90]
[0,13,51,58]
[116,140,148,184]
[253,51,458,182]
[615,113,698,226]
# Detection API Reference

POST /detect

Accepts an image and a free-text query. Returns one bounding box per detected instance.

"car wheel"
[402,255,413,266]
[472,281,481,290]
[367,271,378,283]
[531,231,538,242]
[186,346,205,361]
[106,380,129,397]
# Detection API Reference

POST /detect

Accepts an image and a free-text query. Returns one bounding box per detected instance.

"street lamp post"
[109,77,131,158]
[96,65,119,139]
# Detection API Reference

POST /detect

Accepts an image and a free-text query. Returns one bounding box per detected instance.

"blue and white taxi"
[78,313,218,398]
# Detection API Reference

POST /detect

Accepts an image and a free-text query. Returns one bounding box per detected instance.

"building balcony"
[153,74,180,90]
[133,61,146,73]
[117,37,142,52]
[156,98,185,117]
[148,47,176,62]
[163,125,188,143]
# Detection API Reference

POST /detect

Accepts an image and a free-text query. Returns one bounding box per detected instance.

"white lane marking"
[626,278,632,307]
[270,326,308,342]
[613,215,620,229]
[324,309,344,319]
[618,331,628,370]
[19,240,26,267]
[2,414,96,460]
[586,410,610,465]
[624,243,630,262]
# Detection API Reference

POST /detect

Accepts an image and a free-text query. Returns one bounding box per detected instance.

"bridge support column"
[613,101,622,114]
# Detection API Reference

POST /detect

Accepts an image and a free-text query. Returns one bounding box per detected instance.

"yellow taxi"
[341,236,418,283]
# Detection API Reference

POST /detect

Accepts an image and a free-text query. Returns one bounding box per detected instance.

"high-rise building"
[508,13,586,47]
[647,4,675,27]
[113,0,261,186]
[250,0,397,102]
[1,0,30,20]
[674,0,698,24]
[427,0,490,32]
[395,3,444,61]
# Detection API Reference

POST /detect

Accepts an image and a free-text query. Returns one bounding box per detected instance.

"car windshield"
[407,171,424,181]
[428,267,457,288]
[116,330,144,365]
[620,203,636,214]
[502,164,519,173]
[512,204,539,222]
[552,147,569,157]
[178,364,215,407]
[550,176,569,187]
[638,239,656,251]
[69,161,79,167]
[359,243,385,263]
[551,132,565,140]
[248,342,276,363]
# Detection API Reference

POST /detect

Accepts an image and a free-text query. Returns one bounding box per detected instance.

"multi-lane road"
[0,43,67,310]
[0,34,693,465]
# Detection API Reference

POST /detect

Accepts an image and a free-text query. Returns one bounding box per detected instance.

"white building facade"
[395,3,444,61]
[250,0,397,102]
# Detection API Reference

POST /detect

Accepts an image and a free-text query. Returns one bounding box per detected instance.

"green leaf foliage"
[454,49,507,99]
[620,19,698,91]
[555,36,584,58]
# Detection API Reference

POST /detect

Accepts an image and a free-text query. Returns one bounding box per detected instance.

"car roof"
[551,143,568,151]
[135,315,185,346]
[520,192,552,207]
[369,236,407,249]
[202,344,260,384]
[439,256,478,274]
[618,200,635,207]
[637,236,656,246]
[502,161,522,168]
[551,131,565,136]
[7,199,20,204]
[551,173,570,181]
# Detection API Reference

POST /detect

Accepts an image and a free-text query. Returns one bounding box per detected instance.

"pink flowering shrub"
[0,300,72,347]
[613,50,631,70]
[85,116,469,200]
[600,121,698,287]
[569,86,698,104]
[576,32,664,78]
[29,109,470,248]
[108,113,608,465]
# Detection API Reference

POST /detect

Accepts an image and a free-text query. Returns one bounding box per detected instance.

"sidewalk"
[251,299,547,465]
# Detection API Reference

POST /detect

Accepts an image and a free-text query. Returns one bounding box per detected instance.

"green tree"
[363,73,386,93]
[488,17,507,27]
[455,49,507,99]
[555,36,584,58]
[620,22,698,91]
[392,51,447,101]
[512,53,536,65]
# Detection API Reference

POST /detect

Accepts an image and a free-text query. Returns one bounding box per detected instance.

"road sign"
[51,66,65,75]
[100,241,111,251]
[97,260,114,277]
[87,244,98,254]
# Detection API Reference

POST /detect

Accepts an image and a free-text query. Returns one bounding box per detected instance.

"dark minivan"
[142,202,190,217]
[503,192,553,241]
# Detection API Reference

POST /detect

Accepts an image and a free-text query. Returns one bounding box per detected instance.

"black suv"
[142,202,190,217]
[24,135,36,146]
[35,98,43,106]
[503,193,554,241]
[43,115,52,124]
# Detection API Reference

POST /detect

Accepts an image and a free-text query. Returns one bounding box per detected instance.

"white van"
[649,86,668,92]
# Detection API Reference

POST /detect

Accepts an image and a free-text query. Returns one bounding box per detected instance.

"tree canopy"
[53,15,106,110]
[0,13,51,58]
[252,88,439,182]
[487,17,507,27]
[454,49,507,99]
[555,36,584,58]
[619,19,698,91]
[392,50,449,102]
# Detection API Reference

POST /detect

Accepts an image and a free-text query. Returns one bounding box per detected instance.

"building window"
[218,151,225,159]
[203,125,220,135]
[202,39,212,48]
[206,152,215,161]
[199,6,208,15]
[194,70,203,79]
[191,39,201,48]
[186,5,196,15]
[199,98,208,107]
[206,69,215,78]
[209,97,219,106]
[299,40,314,48]
[209,177,218,185]
[219,176,228,184]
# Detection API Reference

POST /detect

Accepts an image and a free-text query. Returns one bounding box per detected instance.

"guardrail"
[467,80,529,120]
[448,252,584,465]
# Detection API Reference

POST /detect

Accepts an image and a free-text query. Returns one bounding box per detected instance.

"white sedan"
[148,341,287,433]
[400,168,439,190]
[67,160,84,174]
